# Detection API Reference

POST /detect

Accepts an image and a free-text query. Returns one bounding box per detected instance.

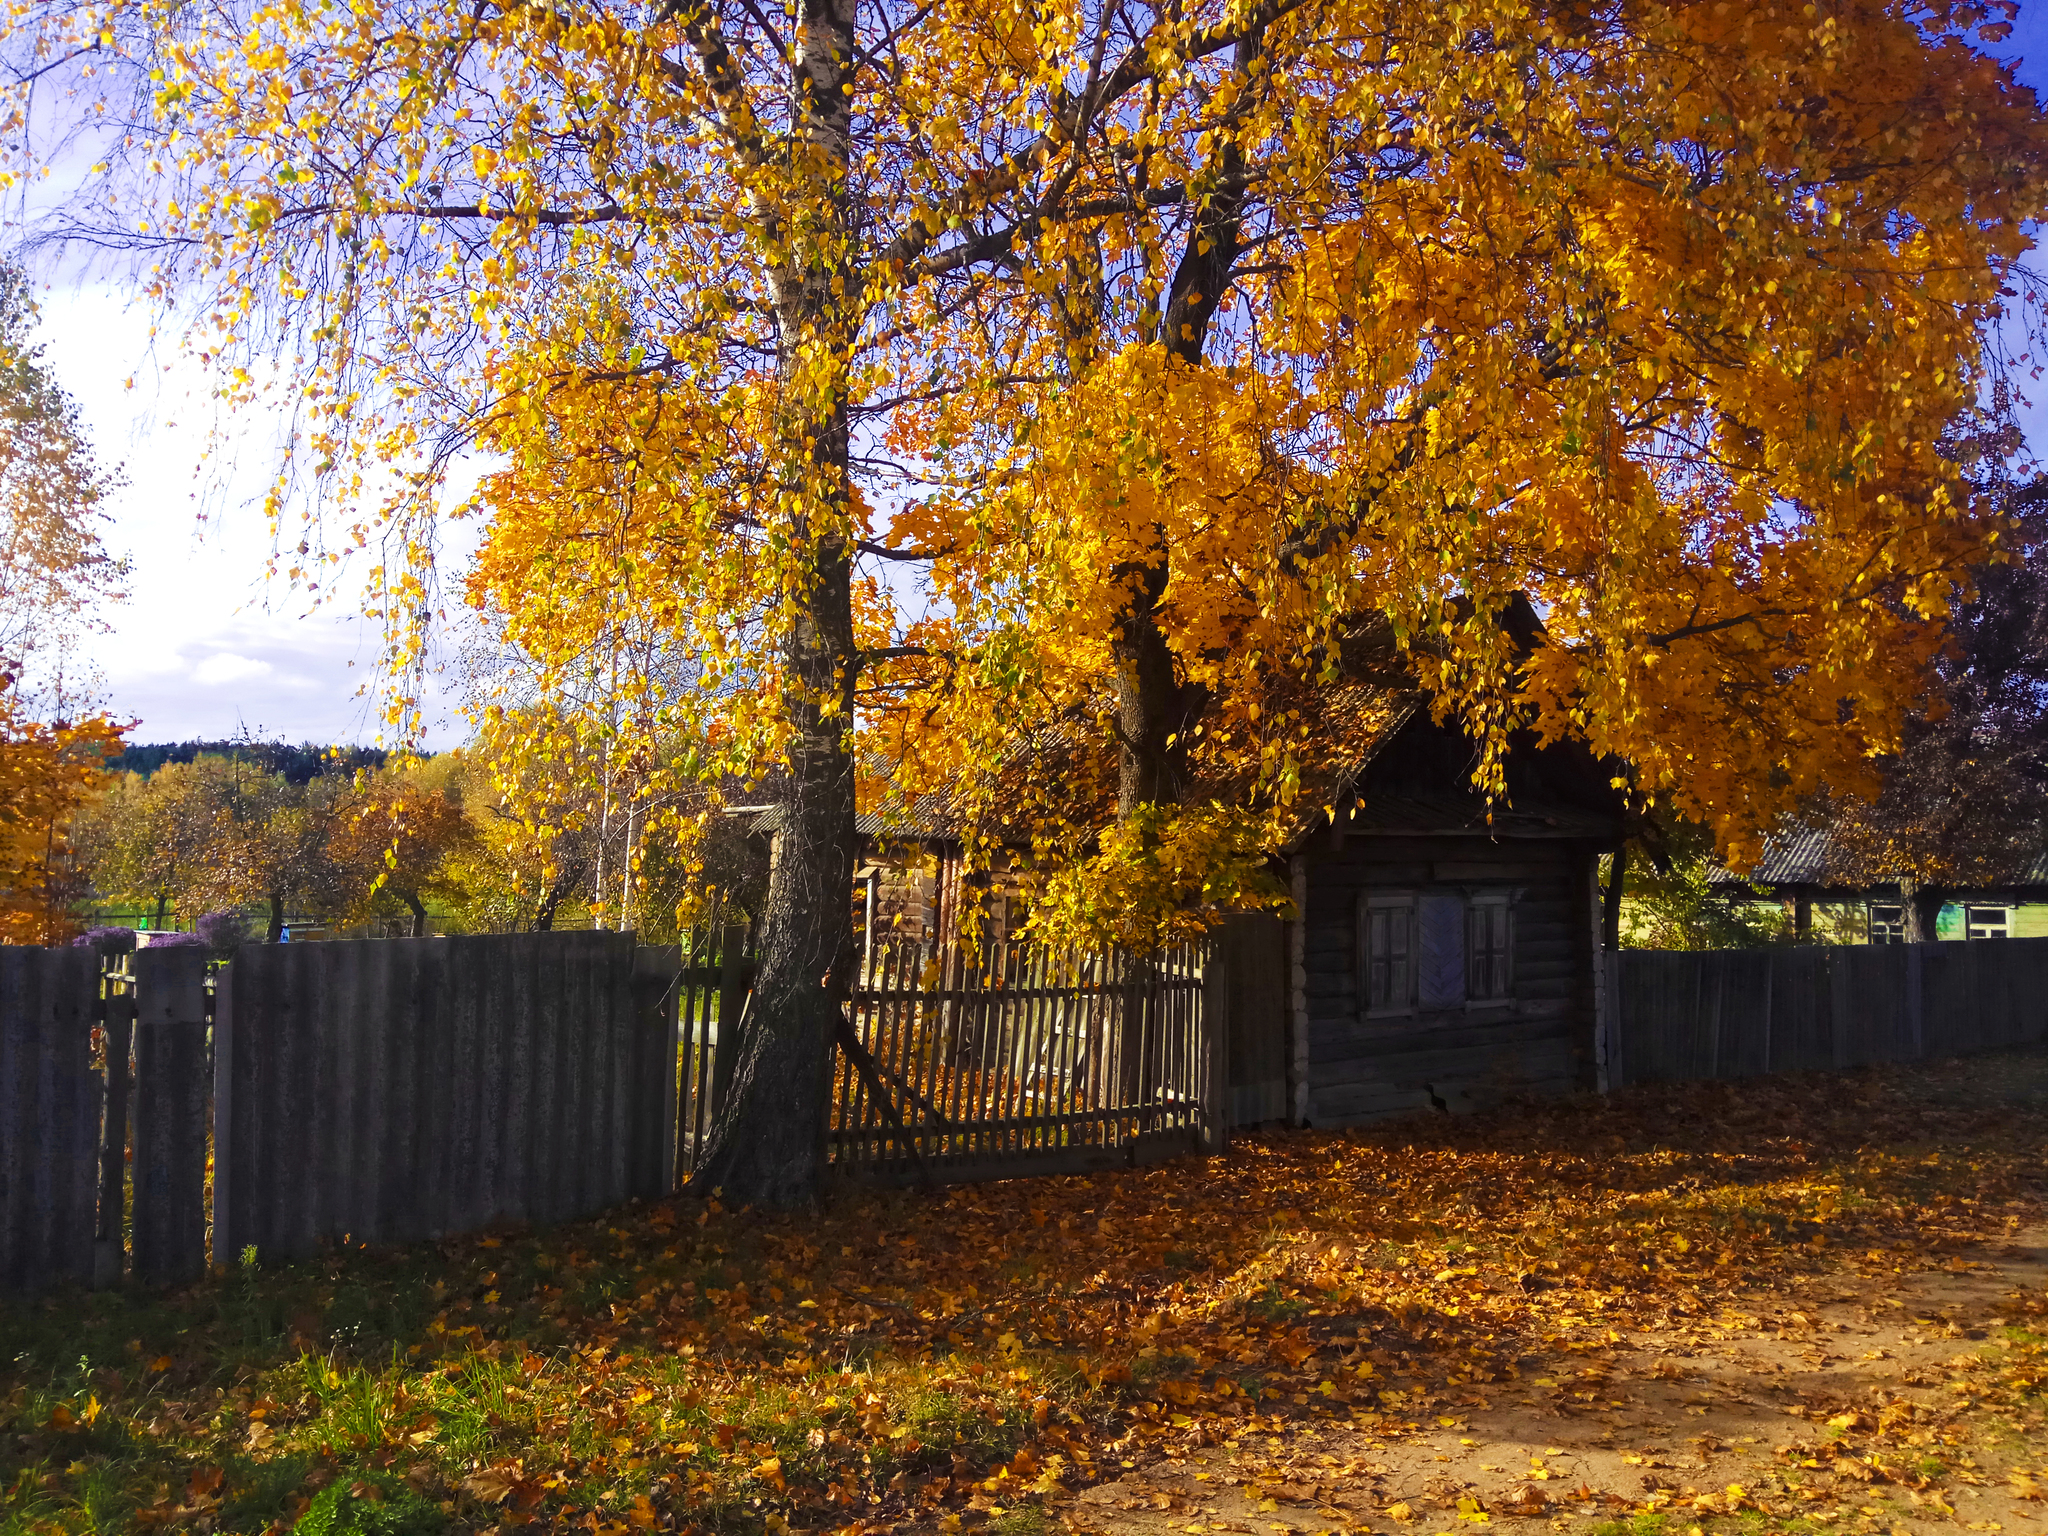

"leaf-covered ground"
[2,1049,2044,1536]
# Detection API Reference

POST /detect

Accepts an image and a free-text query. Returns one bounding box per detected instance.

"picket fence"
[16,926,2046,1293]
[829,939,1223,1184]
[1606,936,2048,1086]
[1,926,1224,1292]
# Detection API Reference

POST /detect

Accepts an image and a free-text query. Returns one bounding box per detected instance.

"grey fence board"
[218,932,654,1262]
[131,948,211,1286]
[0,946,102,1291]
[1612,935,2048,1088]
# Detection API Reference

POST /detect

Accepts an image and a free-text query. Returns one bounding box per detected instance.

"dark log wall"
[1299,834,1600,1125]
[1217,912,1289,1126]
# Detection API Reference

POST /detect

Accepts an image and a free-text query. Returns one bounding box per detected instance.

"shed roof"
[840,675,1423,853]
[1712,821,2048,892]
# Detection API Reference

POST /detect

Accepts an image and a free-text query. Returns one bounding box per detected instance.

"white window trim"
[1359,891,1417,1019]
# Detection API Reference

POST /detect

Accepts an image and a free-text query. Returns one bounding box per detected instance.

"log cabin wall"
[1297,834,1601,1125]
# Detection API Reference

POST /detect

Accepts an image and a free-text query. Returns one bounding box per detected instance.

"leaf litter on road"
[2,1050,2044,1536]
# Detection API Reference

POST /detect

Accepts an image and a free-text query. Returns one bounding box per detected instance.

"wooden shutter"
[1466,900,1513,999]
[1360,899,1414,1012]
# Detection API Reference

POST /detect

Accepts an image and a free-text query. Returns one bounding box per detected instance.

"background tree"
[0,694,121,942]
[15,0,2044,1197]
[225,772,344,941]
[73,758,230,930]
[79,753,346,939]
[0,262,124,683]
[0,259,128,940]
[328,762,471,937]
[1807,421,2048,940]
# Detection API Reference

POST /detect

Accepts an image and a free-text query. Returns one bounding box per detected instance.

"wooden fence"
[1607,936,2048,1086]
[215,932,680,1263]
[1,925,1220,1289]
[829,938,1224,1185]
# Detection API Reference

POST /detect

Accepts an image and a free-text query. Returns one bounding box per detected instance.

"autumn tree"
[12,0,2044,1196]
[1792,420,2048,939]
[0,262,124,682]
[84,754,345,938]
[0,696,121,941]
[328,761,471,936]
[74,759,229,930]
[0,260,130,941]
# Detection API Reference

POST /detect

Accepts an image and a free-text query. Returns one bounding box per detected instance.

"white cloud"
[190,652,275,686]
[30,279,480,747]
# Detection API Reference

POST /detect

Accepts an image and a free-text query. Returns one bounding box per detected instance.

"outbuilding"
[843,669,1627,1130]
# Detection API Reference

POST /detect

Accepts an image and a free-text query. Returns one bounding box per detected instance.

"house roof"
[1712,821,2048,892]
[837,676,1423,854]
[814,677,1620,853]
[1339,790,1618,841]
[748,603,1624,853]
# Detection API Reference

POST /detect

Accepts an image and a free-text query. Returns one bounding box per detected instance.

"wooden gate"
[828,938,1226,1185]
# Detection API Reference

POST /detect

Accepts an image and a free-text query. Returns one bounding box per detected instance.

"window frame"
[1965,904,2010,940]
[1358,891,1418,1018]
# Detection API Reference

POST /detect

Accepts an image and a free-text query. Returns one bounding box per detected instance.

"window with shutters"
[1360,894,1414,1015]
[1467,895,1514,1002]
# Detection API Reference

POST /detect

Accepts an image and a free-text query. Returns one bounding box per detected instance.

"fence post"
[210,960,234,1273]
[1202,937,1230,1155]
[1906,942,1925,1059]
[131,947,211,1287]
[1605,949,1625,1090]
[93,954,134,1288]
[633,945,683,1196]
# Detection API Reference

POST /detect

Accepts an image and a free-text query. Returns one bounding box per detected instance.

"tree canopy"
[10,0,2045,1196]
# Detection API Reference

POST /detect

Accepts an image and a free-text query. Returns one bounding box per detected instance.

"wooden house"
[834,670,1627,1131]
[1706,822,2048,943]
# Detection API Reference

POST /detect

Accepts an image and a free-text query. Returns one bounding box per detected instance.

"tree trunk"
[153,892,168,933]
[1107,34,1258,820]
[1602,847,1628,952]
[403,891,428,938]
[266,892,284,943]
[687,0,860,1208]
[1113,574,1206,814]
[1899,874,1941,943]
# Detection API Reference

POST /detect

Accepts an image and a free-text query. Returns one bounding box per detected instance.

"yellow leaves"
[1024,801,1290,951]
[56,0,2048,927]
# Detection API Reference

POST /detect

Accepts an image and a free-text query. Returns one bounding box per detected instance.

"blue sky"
[34,16,2048,748]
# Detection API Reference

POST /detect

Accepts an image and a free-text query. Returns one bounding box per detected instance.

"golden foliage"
[12,0,2046,937]
[0,695,123,942]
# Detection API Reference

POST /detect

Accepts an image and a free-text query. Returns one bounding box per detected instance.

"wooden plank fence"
[829,938,1225,1186]
[0,946,102,1291]
[0,922,1223,1288]
[1607,936,2048,1087]
[214,931,677,1262]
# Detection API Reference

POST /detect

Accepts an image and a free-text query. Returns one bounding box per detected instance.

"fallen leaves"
[2,1052,2046,1535]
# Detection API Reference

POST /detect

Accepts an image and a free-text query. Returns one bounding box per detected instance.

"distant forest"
[106,740,393,785]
